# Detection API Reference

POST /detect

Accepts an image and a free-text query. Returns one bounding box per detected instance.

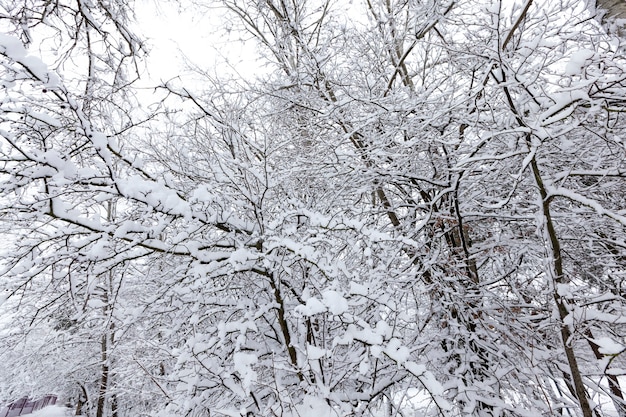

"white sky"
[135,1,262,86]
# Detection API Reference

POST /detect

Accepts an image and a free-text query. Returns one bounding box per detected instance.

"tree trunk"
[96,332,108,417]
[531,158,594,417]
[75,384,88,416]
[592,0,626,35]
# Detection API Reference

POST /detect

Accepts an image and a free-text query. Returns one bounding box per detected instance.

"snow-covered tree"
[1,0,626,416]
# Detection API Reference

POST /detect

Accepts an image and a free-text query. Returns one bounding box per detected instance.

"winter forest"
[1,0,626,416]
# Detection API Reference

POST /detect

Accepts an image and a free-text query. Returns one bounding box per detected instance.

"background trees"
[1,0,626,416]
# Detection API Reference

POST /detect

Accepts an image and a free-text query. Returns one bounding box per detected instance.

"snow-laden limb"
[0,34,61,88]
[546,185,626,227]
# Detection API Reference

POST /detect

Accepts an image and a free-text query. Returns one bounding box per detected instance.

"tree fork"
[269,274,304,382]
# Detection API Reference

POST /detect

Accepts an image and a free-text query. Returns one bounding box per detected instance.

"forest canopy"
[1,1,626,417]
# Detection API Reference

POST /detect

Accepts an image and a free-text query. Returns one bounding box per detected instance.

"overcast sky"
[136,1,262,86]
